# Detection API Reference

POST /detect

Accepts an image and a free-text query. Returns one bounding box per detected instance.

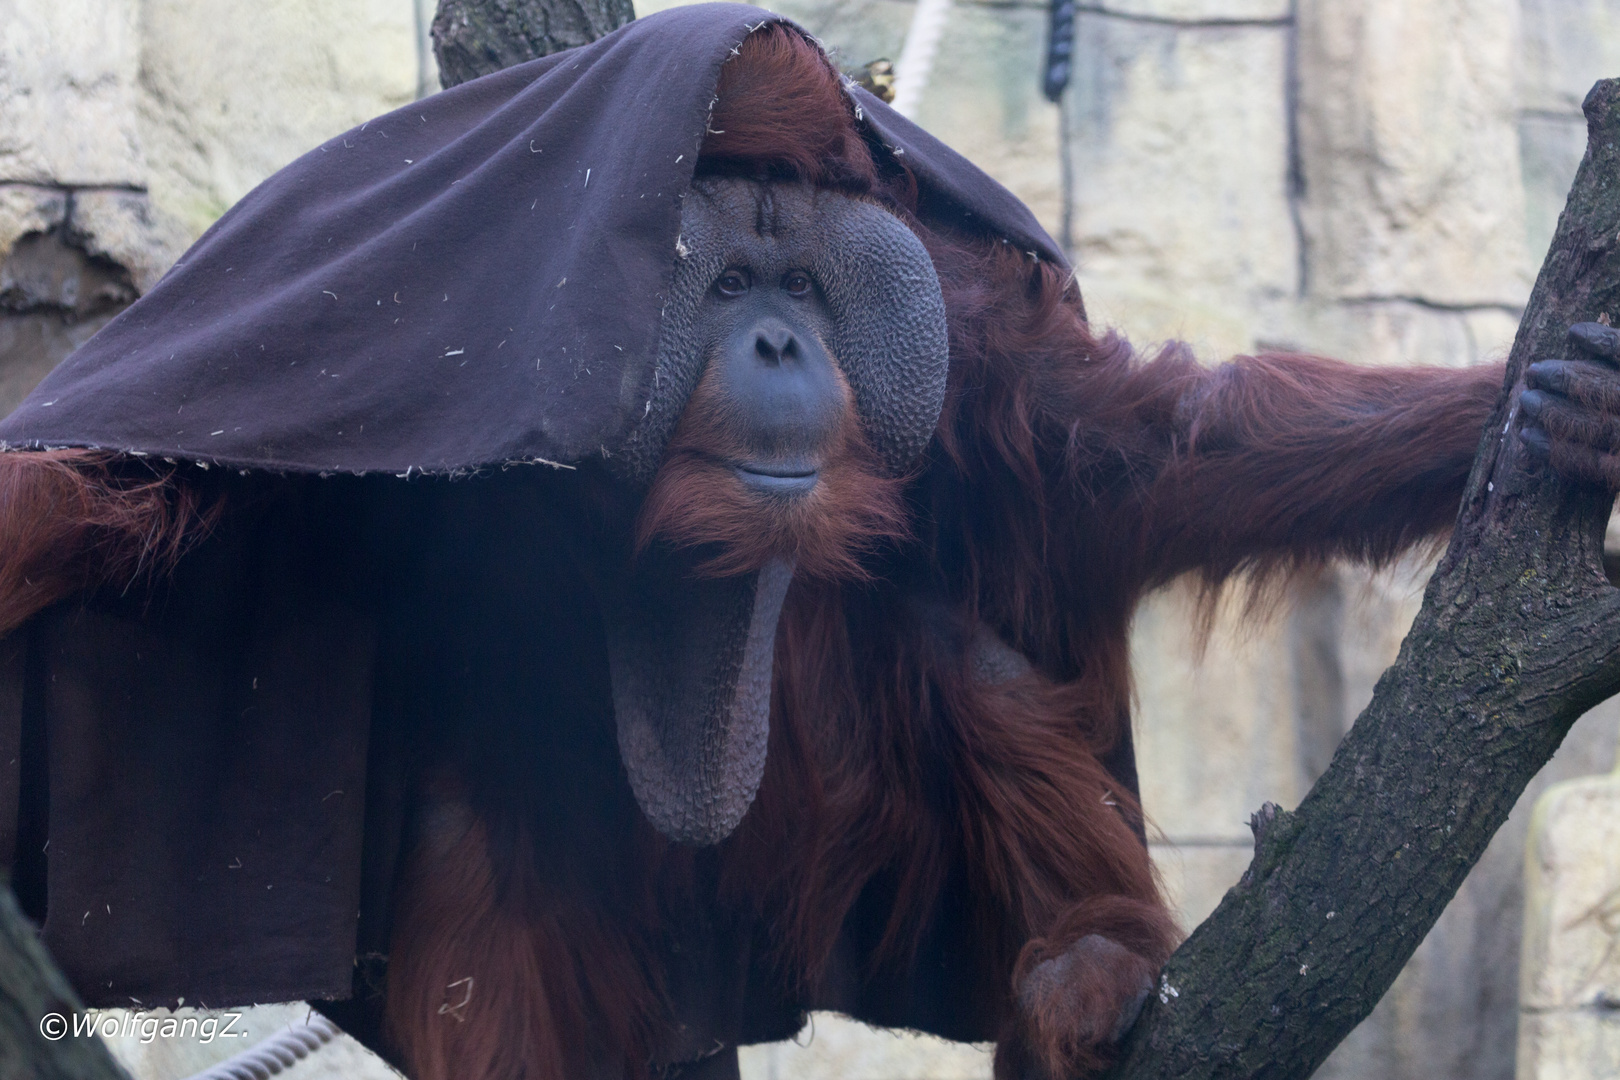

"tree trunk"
[431,0,634,88]
[1101,79,1620,1080]
[0,883,130,1080]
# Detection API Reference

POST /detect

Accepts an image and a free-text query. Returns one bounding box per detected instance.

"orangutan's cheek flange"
[600,554,795,845]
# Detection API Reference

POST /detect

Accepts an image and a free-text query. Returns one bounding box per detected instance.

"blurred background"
[1,0,1617,1077]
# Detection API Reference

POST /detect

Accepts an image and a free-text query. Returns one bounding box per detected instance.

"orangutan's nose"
[718,314,842,495]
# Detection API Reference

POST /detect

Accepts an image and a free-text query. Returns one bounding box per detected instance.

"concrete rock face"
[914,1,1064,235]
[1066,15,1296,342]
[1520,0,1620,115]
[0,0,423,413]
[0,185,67,262]
[0,192,138,414]
[0,0,145,186]
[739,1015,993,1080]
[1517,755,1620,1079]
[1103,0,1290,17]
[137,0,419,238]
[1518,0,1620,267]
[1295,0,1532,307]
[68,188,188,296]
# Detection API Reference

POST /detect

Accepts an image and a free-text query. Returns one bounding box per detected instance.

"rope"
[177,1012,340,1080]
[890,0,954,118]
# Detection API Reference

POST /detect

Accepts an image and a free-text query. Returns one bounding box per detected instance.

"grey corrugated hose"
[177,1012,340,1080]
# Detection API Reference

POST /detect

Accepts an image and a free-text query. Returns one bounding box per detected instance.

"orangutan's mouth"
[734,460,820,495]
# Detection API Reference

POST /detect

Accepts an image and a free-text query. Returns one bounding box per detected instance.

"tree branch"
[1103,79,1620,1080]
[0,882,130,1079]
[431,0,634,88]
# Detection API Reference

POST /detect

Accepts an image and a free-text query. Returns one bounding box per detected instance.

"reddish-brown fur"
[728,580,1179,1078]
[636,344,910,580]
[0,449,218,638]
[383,788,666,1080]
[698,24,880,195]
[1004,917,1165,1079]
[0,23,1511,1080]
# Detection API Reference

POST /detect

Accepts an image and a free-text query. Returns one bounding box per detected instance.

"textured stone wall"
[0,0,422,416]
[0,0,158,415]
[1518,749,1620,1079]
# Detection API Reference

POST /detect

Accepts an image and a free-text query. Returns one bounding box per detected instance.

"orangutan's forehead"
[685,181,850,253]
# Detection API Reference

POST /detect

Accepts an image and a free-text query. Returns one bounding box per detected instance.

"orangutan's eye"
[783,272,812,297]
[716,270,750,297]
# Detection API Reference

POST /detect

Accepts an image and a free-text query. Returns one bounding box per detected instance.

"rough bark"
[0,883,130,1080]
[431,0,635,88]
[1103,79,1620,1080]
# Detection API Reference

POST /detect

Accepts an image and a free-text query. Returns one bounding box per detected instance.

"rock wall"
[1518,749,1620,1080]
[4,1,1620,1079]
[0,0,422,414]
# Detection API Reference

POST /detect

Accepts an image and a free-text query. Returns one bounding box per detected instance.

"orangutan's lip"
[734,461,820,495]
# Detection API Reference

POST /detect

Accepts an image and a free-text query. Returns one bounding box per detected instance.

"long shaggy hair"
[674,23,1178,1079]
[383,28,1179,1080]
[383,791,667,1080]
[1,20,1499,1080]
[0,449,218,637]
[634,345,910,580]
